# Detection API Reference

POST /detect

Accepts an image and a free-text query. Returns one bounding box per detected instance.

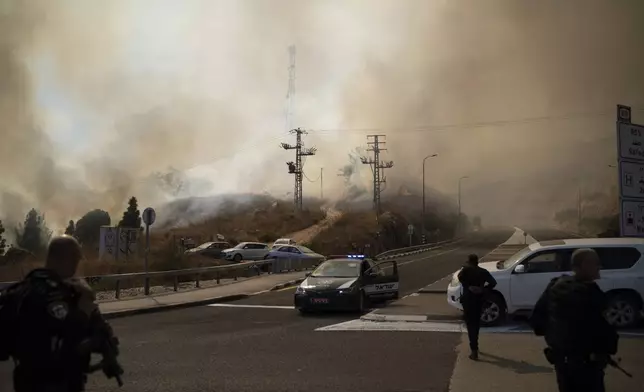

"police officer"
[530,248,618,392]
[457,254,497,360]
[0,235,123,391]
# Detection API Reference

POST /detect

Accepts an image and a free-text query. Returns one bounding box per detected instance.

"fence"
[0,240,457,296]
[0,257,321,298]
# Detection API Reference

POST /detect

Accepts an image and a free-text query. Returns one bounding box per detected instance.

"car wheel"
[605,293,642,329]
[480,293,507,327]
[298,308,311,316]
[233,253,242,262]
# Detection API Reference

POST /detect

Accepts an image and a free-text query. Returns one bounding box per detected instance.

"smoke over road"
[0,0,642,232]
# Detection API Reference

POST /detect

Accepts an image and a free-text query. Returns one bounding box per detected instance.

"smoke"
[0,0,642,233]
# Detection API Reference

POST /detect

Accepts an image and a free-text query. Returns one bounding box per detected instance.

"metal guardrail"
[0,240,459,296]
[0,258,321,298]
[375,238,457,259]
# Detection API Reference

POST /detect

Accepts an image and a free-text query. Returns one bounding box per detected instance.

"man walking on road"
[530,248,618,392]
[458,254,497,360]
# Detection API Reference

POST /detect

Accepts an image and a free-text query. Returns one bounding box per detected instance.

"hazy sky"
[1,0,643,231]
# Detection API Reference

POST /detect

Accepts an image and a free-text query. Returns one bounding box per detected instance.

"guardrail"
[375,238,457,260]
[0,240,458,296]
[0,258,320,298]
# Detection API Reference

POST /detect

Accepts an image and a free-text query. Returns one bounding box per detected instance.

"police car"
[294,255,399,314]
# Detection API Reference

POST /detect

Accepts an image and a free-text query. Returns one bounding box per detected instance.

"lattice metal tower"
[285,45,297,132]
[361,135,394,215]
[281,128,317,210]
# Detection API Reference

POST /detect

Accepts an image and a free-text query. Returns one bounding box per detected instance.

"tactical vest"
[0,269,86,369]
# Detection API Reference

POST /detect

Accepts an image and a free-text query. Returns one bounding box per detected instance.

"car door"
[510,248,573,309]
[363,260,400,299]
[271,246,291,259]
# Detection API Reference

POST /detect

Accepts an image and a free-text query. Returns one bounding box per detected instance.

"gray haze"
[0,0,642,234]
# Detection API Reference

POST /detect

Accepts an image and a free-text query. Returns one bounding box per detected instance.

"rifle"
[607,357,633,378]
[80,335,124,387]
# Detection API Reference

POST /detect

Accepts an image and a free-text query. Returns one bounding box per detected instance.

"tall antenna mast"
[285,45,297,132]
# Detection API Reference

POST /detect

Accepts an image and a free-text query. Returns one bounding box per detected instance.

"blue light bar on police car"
[347,255,365,258]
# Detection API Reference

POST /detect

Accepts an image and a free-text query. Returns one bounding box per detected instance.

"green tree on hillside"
[118,197,142,229]
[0,220,7,256]
[64,220,75,236]
[75,209,111,244]
[15,209,52,254]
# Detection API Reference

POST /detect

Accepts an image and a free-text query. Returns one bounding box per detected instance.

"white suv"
[446,238,644,328]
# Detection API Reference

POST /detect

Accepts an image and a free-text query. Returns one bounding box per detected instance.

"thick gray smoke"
[1,0,642,234]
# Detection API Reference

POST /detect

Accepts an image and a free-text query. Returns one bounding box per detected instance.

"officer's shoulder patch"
[47,301,69,320]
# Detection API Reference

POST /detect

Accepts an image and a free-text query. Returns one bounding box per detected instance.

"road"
[0,228,574,392]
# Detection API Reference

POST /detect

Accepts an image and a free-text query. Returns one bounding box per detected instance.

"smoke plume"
[0,0,642,233]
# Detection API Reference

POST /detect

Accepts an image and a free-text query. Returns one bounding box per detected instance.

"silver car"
[223,242,270,262]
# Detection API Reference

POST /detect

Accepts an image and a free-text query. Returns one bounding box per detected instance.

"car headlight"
[449,272,461,288]
[295,286,306,294]
[338,285,357,294]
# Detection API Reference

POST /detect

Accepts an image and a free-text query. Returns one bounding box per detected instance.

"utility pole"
[361,135,394,215]
[281,128,317,210]
[320,167,324,199]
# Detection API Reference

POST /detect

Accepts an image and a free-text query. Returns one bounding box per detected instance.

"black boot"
[469,350,479,360]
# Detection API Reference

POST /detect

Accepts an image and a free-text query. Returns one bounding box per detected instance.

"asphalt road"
[0,228,573,392]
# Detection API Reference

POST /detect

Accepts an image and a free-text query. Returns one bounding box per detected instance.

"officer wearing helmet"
[0,235,123,391]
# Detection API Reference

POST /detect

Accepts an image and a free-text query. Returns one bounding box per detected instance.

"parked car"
[272,238,297,248]
[446,238,644,328]
[222,242,270,262]
[184,241,231,259]
[265,245,325,263]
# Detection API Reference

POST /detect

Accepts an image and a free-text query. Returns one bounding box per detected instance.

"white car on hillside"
[447,238,644,328]
[222,242,270,262]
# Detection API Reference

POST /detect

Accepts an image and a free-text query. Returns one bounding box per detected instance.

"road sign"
[617,122,644,161]
[407,224,414,235]
[620,200,644,236]
[142,207,156,226]
[618,105,644,237]
[619,161,644,199]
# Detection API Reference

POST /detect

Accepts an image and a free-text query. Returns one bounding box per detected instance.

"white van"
[446,238,644,328]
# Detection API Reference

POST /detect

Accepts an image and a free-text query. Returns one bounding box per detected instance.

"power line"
[309,109,644,135]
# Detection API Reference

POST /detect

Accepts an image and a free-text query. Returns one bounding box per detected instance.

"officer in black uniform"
[0,235,123,392]
[457,254,497,360]
[530,248,618,392]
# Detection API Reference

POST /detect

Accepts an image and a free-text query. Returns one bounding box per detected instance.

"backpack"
[0,269,83,367]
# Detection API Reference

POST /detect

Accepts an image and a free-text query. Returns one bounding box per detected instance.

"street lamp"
[457,176,469,234]
[422,154,439,236]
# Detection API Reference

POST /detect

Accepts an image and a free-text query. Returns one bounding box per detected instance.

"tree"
[0,220,6,256]
[15,208,52,254]
[118,197,142,229]
[75,209,111,244]
[64,220,75,236]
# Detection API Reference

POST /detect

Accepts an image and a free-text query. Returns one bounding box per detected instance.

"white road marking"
[207,304,295,310]
[381,247,463,271]
[316,319,644,336]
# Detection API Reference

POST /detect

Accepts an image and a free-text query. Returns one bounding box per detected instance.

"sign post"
[407,224,414,247]
[616,105,644,237]
[142,207,156,295]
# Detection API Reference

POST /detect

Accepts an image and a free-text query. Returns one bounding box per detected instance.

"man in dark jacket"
[0,235,123,391]
[458,254,497,360]
[530,248,618,392]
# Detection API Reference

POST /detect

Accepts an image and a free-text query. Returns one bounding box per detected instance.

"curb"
[360,313,463,324]
[103,293,251,320]
[103,277,306,319]
[417,288,448,294]
[270,278,305,291]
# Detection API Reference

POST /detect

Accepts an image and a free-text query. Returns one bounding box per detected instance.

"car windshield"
[298,246,315,253]
[310,260,360,278]
[195,242,214,250]
[234,243,247,249]
[500,246,533,269]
